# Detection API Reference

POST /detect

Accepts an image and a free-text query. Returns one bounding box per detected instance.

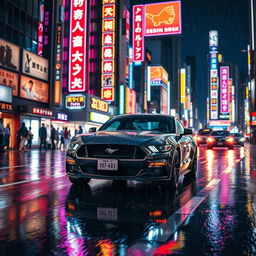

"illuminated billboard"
[66,94,86,110]
[69,0,87,92]
[20,75,49,103]
[144,1,182,37]
[149,66,168,87]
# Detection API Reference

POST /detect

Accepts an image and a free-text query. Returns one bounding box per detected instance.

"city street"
[0,145,255,256]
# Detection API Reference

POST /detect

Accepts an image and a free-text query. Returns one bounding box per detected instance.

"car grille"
[76,144,147,159]
[214,137,226,142]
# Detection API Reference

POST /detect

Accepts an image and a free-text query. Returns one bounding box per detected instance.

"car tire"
[69,177,91,185]
[185,150,197,180]
[169,150,180,190]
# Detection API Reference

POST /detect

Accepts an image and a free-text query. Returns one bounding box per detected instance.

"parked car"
[207,130,234,149]
[66,114,198,190]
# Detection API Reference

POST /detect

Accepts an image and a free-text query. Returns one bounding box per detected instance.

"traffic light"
[250,50,256,79]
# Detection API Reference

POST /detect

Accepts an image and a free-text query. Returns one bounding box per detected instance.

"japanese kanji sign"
[133,5,144,62]
[210,53,218,120]
[101,0,116,102]
[69,0,87,92]
[220,66,229,114]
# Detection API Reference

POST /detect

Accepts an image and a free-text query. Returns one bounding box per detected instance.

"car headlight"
[148,145,172,153]
[68,143,80,151]
[240,138,245,142]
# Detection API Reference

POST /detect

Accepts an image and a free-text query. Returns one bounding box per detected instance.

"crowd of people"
[0,118,84,153]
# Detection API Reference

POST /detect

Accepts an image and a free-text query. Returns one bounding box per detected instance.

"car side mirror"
[89,127,97,133]
[183,128,193,135]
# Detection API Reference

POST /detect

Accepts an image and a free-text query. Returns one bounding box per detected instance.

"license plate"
[217,142,223,146]
[97,207,118,221]
[97,159,118,170]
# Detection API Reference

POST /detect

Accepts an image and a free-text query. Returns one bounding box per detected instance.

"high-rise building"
[0,0,62,147]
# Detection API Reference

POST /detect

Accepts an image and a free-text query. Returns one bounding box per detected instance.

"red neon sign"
[133,5,144,62]
[69,0,87,92]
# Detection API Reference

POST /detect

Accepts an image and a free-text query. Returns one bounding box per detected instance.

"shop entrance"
[20,116,40,145]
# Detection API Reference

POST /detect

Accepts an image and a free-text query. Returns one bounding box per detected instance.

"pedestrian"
[18,122,28,152]
[0,118,5,152]
[75,129,78,135]
[60,128,65,151]
[4,123,10,150]
[50,125,56,150]
[78,125,83,134]
[63,127,69,150]
[55,128,60,149]
[39,123,47,150]
[26,127,33,149]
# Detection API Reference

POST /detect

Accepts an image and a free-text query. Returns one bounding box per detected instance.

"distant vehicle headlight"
[226,137,234,143]
[207,137,215,143]
[240,138,245,142]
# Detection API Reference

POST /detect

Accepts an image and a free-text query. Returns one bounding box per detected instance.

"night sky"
[132,0,249,124]
[181,0,249,124]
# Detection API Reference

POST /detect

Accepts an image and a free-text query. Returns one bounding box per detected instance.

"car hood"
[80,130,176,147]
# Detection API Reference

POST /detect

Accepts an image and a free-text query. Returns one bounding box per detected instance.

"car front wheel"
[169,150,180,190]
[69,177,91,185]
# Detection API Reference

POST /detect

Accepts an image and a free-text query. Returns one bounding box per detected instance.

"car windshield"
[198,129,211,135]
[99,116,176,133]
[211,131,230,136]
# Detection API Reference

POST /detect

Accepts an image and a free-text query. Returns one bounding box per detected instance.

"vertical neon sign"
[101,0,116,102]
[133,5,144,62]
[220,66,229,114]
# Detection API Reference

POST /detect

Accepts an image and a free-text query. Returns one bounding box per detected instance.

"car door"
[176,120,192,171]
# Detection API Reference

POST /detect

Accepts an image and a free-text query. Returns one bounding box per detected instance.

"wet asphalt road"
[0,144,255,256]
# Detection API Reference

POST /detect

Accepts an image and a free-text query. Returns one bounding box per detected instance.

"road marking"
[0,179,40,188]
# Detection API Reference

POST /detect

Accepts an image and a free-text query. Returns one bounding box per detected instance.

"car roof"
[112,114,176,119]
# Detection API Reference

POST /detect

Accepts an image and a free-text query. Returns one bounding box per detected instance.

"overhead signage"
[0,39,20,71]
[0,68,18,96]
[69,0,87,92]
[144,1,182,37]
[0,102,12,112]
[89,112,110,124]
[57,113,68,121]
[32,107,53,117]
[133,5,144,62]
[150,66,168,87]
[101,0,117,102]
[66,94,86,110]
[90,97,109,113]
[22,50,49,81]
[20,75,49,103]
[209,120,231,127]
[0,84,12,103]
[220,66,229,114]
[210,53,218,120]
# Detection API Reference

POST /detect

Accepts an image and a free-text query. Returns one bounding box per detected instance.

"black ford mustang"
[66,114,197,189]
